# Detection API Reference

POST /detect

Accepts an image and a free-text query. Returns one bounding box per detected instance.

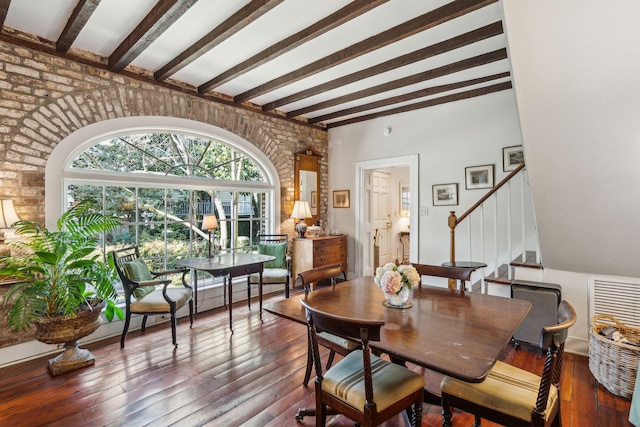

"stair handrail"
[448,162,526,264]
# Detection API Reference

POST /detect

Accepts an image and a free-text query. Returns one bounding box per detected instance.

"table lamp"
[291,200,312,238]
[202,214,218,257]
[0,199,20,258]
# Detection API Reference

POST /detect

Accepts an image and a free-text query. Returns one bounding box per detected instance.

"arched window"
[49,118,279,271]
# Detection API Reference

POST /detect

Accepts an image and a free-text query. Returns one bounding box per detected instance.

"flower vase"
[383,286,412,309]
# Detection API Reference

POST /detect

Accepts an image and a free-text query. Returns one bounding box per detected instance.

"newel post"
[448,211,457,264]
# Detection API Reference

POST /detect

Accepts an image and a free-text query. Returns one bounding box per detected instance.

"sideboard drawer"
[293,235,347,284]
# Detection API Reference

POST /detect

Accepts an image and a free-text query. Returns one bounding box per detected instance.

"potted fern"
[0,201,124,375]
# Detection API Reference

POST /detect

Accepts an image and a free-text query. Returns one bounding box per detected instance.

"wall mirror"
[294,146,322,226]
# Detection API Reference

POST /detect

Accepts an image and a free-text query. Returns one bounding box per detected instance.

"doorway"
[354,155,419,277]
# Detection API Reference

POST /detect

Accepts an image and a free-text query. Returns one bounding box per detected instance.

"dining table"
[176,252,275,332]
[264,275,531,420]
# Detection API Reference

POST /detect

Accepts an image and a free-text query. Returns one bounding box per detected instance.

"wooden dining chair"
[412,263,474,292]
[111,246,193,348]
[301,299,425,427]
[440,300,577,427]
[296,263,354,387]
[246,234,291,309]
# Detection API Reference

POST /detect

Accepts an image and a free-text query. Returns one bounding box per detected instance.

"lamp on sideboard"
[0,199,20,258]
[202,214,219,258]
[291,200,312,238]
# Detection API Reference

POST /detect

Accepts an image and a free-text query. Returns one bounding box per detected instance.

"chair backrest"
[533,300,577,419]
[412,263,473,291]
[111,246,147,300]
[301,299,384,402]
[296,263,345,297]
[256,234,289,269]
[257,234,288,244]
[111,246,141,280]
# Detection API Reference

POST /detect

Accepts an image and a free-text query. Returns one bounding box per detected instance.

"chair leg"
[474,415,482,426]
[441,395,453,427]
[120,311,131,348]
[171,313,177,346]
[141,315,148,332]
[303,337,314,386]
[188,299,194,328]
[413,401,423,427]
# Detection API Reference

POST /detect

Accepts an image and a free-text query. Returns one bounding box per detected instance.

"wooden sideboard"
[292,235,347,287]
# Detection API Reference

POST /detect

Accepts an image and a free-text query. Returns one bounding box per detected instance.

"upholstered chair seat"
[441,360,559,423]
[323,349,426,413]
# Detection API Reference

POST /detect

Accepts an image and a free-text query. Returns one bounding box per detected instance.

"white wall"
[503,0,640,278]
[501,0,640,355]
[328,89,524,273]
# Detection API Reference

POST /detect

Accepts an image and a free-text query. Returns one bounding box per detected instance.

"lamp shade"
[290,200,312,219]
[202,214,218,231]
[0,200,20,228]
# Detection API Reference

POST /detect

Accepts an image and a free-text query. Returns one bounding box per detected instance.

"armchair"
[111,246,193,348]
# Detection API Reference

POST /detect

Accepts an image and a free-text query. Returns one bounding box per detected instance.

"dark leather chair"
[441,300,577,427]
[301,298,425,427]
[111,246,193,348]
[247,234,291,308]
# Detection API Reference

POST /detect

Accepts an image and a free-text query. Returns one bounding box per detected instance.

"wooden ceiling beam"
[56,0,101,53]
[154,0,283,82]
[288,48,508,118]
[264,21,503,112]
[197,0,389,94]
[109,0,197,72]
[309,72,510,124]
[234,0,497,103]
[326,81,512,128]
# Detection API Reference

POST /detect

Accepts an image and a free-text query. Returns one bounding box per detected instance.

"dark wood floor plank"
[0,290,634,427]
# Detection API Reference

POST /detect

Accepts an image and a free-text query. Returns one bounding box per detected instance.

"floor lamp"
[202,214,218,257]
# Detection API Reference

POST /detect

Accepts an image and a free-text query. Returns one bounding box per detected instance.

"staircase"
[482,250,543,296]
[448,163,542,297]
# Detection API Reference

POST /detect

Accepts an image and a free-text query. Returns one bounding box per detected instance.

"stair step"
[484,263,510,285]
[510,250,543,269]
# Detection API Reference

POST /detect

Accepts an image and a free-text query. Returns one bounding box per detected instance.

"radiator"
[511,281,562,348]
[590,276,640,328]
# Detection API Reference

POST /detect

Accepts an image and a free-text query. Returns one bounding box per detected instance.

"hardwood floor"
[0,289,633,427]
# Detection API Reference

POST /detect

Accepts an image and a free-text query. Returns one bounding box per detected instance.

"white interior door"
[371,170,391,268]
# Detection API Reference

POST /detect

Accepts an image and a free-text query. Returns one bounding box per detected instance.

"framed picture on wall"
[333,190,350,208]
[465,164,494,190]
[432,183,458,206]
[399,182,410,216]
[502,145,524,171]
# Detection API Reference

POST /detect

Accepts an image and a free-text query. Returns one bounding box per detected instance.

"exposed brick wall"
[0,40,328,348]
[0,40,328,228]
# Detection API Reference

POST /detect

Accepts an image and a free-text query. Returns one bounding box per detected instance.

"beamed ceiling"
[0,0,512,129]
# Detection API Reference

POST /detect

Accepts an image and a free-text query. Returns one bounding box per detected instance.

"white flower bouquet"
[374,262,420,295]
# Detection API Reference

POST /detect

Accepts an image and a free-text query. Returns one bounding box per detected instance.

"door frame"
[354,154,419,277]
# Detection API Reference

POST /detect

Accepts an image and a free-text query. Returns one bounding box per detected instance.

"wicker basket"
[589,314,640,399]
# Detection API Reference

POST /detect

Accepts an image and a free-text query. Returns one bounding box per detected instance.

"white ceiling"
[2,0,511,128]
